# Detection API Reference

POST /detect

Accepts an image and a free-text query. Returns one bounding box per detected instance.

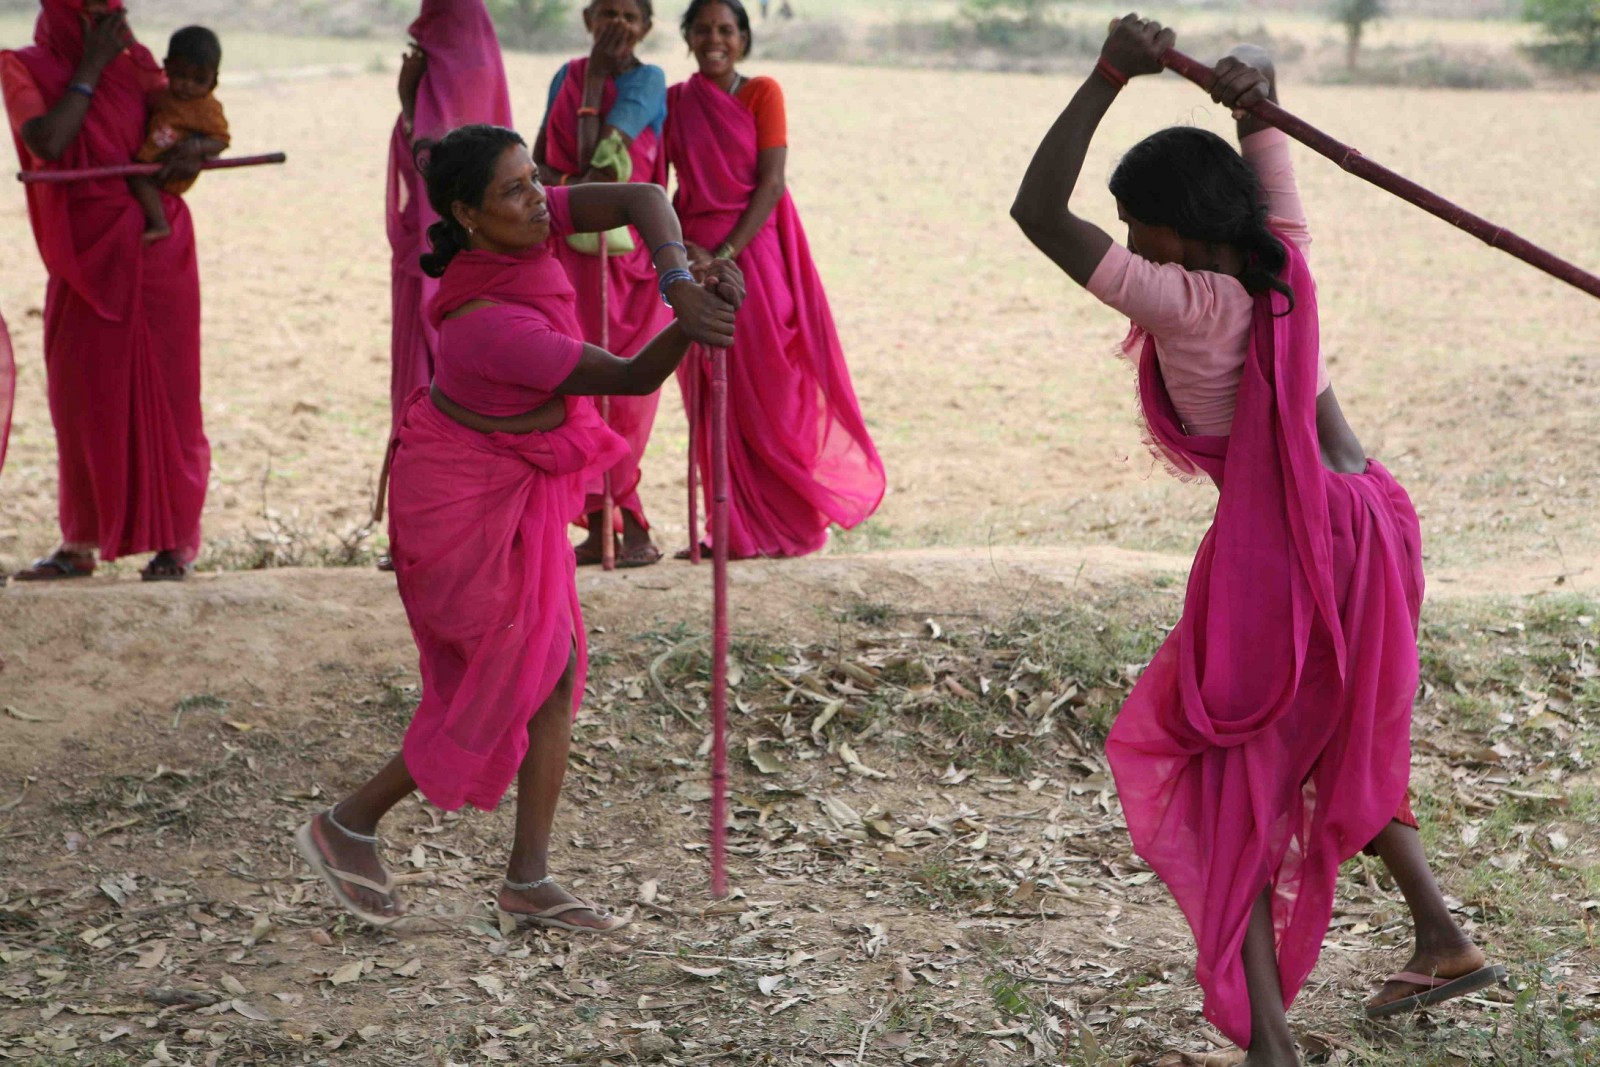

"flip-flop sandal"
[574,540,614,567]
[1365,964,1507,1019]
[616,543,663,569]
[497,900,631,935]
[293,818,404,929]
[141,555,192,583]
[672,542,713,561]
[14,553,95,582]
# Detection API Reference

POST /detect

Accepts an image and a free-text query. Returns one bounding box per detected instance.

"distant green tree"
[1524,0,1600,68]
[485,0,570,49]
[961,0,1064,47]
[1331,0,1385,69]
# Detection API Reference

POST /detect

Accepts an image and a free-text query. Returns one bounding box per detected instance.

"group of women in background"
[388,0,883,568]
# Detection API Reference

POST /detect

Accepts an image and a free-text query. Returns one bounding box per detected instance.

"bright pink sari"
[546,58,673,531]
[385,0,512,430]
[387,247,627,812]
[665,73,885,558]
[1106,241,1423,1047]
[4,0,207,562]
[0,309,13,478]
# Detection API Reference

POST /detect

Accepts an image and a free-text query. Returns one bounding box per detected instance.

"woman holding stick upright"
[297,125,742,931]
[1011,17,1499,1063]
[665,0,884,559]
[381,0,511,571]
[2,0,210,582]
[534,0,673,567]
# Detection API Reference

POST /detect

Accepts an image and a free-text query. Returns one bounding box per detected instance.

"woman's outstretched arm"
[1010,15,1173,285]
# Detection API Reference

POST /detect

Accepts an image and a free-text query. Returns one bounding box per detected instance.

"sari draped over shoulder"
[385,0,512,430]
[545,57,673,531]
[1106,240,1423,1047]
[665,73,884,558]
[2,0,207,561]
[387,243,628,812]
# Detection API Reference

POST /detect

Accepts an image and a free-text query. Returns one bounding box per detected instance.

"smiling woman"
[293,123,749,937]
[665,0,885,560]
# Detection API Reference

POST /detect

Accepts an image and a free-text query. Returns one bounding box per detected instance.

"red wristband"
[577,106,601,118]
[1095,57,1129,90]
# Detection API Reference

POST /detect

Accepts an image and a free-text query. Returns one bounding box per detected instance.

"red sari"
[545,57,674,531]
[0,309,13,478]
[1106,241,1423,1047]
[385,0,512,430]
[665,73,885,558]
[2,0,208,562]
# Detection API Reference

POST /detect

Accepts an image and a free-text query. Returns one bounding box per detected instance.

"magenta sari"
[3,0,207,562]
[385,0,512,430]
[0,309,12,478]
[387,246,627,812]
[665,73,885,558]
[546,57,673,531]
[1105,241,1423,1047]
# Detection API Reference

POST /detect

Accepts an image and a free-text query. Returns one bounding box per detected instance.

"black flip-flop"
[1365,964,1507,1019]
[140,555,192,582]
[13,553,95,582]
[616,543,663,569]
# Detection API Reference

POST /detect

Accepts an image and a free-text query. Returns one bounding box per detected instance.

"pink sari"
[665,73,885,558]
[385,0,512,430]
[546,58,672,531]
[1106,241,1423,1047]
[0,309,12,478]
[387,247,627,812]
[3,0,207,562]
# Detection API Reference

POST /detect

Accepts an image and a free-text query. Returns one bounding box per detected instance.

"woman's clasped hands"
[669,257,745,349]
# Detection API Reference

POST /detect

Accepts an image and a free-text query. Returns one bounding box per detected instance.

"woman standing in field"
[1011,17,1500,1063]
[297,125,742,931]
[534,0,673,567]
[665,0,884,560]
[2,0,210,582]
[381,0,512,574]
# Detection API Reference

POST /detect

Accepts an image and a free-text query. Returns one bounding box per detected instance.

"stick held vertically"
[1158,47,1600,301]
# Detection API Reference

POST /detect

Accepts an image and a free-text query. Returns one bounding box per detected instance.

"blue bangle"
[68,82,95,99]
[658,268,694,306]
[651,240,687,264]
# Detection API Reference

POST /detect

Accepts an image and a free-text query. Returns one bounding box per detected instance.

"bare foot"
[140,550,190,582]
[497,878,624,932]
[141,224,172,245]
[1366,939,1487,1012]
[308,811,405,920]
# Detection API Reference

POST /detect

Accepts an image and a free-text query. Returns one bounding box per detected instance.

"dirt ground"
[2,21,1599,1067]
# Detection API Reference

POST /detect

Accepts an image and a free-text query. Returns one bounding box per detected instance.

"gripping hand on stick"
[1101,14,1175,79]
[668,265,742,349]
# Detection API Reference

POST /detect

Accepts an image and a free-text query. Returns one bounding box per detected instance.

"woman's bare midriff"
[431,384,566,434]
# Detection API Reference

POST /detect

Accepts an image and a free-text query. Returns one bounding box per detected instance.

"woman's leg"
[1365,820,1487,1008]
[497,656,621,929]
[1241,888,1300,1066]
[305,753,416,917]
[575,511,610,565]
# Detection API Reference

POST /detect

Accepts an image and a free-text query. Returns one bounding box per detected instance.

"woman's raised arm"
[20,10,130,161]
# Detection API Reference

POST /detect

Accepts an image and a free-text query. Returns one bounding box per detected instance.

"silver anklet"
[325,809,379,844]
[504,875,555,891]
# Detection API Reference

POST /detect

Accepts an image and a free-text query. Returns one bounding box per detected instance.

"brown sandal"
[14,551,95,582]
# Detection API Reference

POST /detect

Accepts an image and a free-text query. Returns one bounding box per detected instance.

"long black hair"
[1109,126,1295,311]
[415,124,526,278]
[588,0,653,19]
[681,0,753,57]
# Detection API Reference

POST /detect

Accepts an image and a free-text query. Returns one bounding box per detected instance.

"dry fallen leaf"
[756,974,787,996]
[677,964,724,979]
[328,961,363,986]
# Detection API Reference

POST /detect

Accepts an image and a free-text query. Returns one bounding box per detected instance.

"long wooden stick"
[709,345,731,899]
[688,353,702,566]
[1158,49,1600,300]
[17,152,287,184]
[598,233,616,572]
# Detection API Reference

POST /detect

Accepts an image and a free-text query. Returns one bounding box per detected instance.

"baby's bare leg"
[129,175,171,243]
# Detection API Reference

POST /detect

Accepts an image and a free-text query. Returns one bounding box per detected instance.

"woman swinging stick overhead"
[1011,15,1502,1064]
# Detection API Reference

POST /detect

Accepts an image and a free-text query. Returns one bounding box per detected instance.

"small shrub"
[1523,0,1600,70]
[1316,43,1535,88]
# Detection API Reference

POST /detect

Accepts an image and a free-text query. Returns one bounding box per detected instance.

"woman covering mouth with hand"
[664,0,884,560]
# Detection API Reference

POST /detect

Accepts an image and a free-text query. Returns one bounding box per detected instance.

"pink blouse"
[432,188,586,417]
[1087,130,1326,437]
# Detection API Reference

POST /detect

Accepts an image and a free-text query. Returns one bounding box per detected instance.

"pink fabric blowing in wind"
[666,73,884,558]
[545,57,674,531]
[1105,238,1423,1047]
[3,0,208,562]
[387,187,628,811]
[385,0,512,430]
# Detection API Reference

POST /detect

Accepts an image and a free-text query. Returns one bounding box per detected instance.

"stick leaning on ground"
[598,231,616,572]
[17,152,288,183]
[1157,48,1600,301]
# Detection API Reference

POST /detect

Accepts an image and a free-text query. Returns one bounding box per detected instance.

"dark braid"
[1109,125,1295,313]
[414,124,526,279]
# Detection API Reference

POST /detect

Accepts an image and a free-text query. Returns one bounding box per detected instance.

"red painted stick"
[1159,49,1600,301]
[709,345,731,899]
[17,152,287,183]
[687,353,702,566]
[598,232,616,572]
